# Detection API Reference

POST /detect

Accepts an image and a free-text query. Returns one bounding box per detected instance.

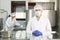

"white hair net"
[11,12,16,16]
[34,5,43,11]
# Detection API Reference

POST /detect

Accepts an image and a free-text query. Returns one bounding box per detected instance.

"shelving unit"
[11,1,27,40]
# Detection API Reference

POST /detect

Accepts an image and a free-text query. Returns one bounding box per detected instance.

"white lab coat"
[4,17,20,31]
[26,16,52,40]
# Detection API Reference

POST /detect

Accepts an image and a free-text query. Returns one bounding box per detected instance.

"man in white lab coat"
[26,5,52,40]
[2,13,20,37]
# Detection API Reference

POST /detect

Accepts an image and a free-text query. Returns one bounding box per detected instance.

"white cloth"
[4,17,20,31]
[26,16,52,40]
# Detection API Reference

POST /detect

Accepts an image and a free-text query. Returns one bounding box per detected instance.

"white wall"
[0,0,11,15]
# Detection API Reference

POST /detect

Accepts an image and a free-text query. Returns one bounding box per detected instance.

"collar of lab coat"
[34,15,43,22]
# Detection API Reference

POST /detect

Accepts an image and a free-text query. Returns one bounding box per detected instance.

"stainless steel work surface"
[0,38,60,40]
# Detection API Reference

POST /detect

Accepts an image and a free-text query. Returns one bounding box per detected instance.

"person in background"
[1,13,20,37]
[26,5,52,40]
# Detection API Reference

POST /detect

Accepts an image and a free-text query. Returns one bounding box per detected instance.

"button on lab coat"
[4,17,20,31]
[26,16,52,40]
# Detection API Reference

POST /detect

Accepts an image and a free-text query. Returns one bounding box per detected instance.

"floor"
[0,37,60,40]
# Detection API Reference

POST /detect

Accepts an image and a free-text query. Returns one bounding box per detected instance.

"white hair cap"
[34,5,43,11]
[11,12,16,16]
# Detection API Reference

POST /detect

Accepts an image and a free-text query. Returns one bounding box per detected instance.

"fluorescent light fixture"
[16,12,26,19]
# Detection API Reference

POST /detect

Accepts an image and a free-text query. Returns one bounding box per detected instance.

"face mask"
[35,11,41,16]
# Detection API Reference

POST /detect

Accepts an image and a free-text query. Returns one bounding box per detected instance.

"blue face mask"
[35,12,41,16]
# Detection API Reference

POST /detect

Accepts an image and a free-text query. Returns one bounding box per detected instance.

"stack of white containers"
[15,31,26,39]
